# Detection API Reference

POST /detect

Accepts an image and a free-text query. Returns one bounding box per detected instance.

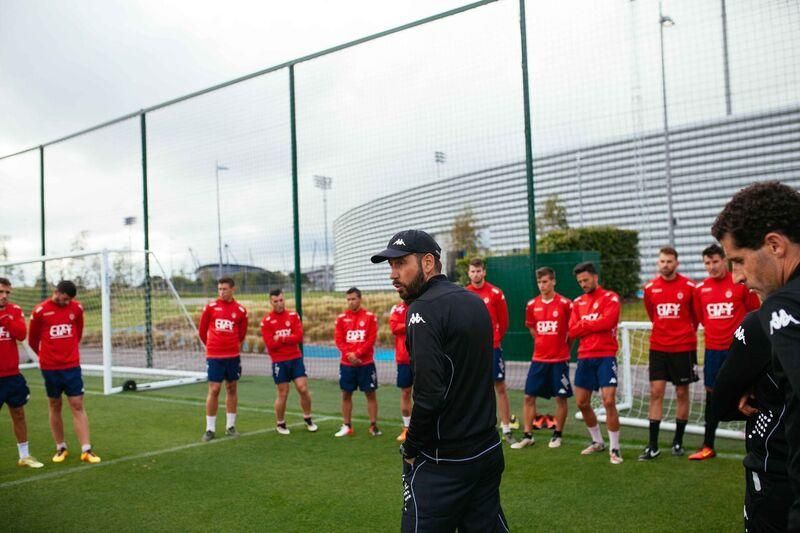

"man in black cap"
[371,229,509,533]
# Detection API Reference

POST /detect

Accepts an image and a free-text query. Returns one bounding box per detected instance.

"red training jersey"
[334,307,377,366]
[260,310,303,363]
[389,302,409,365]
[198,298,248,358]
[643,273,698,353]
[466,281,509,349]
[0,303,26,377]
[28,299,84,371]
[693,272,760,350]
[525,293,572,362]
[568,286,620,359]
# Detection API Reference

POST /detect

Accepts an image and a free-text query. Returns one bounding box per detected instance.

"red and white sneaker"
[688,446,716,461]
[334,424,354,438]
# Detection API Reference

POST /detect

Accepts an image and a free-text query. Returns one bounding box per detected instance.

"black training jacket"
[402,275,500,462]
[712,312,787,476]
[758,266,800,531]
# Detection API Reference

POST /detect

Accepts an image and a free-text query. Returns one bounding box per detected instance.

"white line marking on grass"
[85,391,746,461]
[0,417,335,490]
[83,389,272,413]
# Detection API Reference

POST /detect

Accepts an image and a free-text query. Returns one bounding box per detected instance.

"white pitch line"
[0,417,335,490]
[82,389,272,413]
[76,391,749,461]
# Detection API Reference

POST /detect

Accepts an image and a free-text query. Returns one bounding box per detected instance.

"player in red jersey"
[198,277,248,442]
[28,280,100,464]
[0,278,43,468]
[639,247,699,460]
[466,258,518,444]
[260,288,317,435]
[512,267,572,450]
[690,244,760,460]
[333,287,380,437]
[388,301,412,442]
[568,262,624,465]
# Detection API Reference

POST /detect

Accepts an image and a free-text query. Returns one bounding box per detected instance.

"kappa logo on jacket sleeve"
[734,325,746,345]
[408,313,426,325]
[769,309,800,335]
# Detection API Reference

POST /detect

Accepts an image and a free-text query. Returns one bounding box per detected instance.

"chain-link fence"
[1,0,799,377]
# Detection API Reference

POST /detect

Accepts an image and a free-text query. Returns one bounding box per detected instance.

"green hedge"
[538,226,640,298]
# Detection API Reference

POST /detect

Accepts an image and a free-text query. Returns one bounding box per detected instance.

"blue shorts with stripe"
[493,348,506,382]
[396,363,413,389]
[207,356,241,383]
[703,349,729,389]
[574,357,618,391]
[272,357,307,385]
[0,374,30,408]
[339,363,378,393]
[524,361,573,399]
[41,367,84,399]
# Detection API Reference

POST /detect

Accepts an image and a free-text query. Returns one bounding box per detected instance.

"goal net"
[586,321,743,439]
[1,249,206,394]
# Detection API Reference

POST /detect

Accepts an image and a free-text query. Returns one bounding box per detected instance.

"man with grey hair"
[371,229,508,532]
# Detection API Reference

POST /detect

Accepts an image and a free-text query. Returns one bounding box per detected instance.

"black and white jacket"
[402,275,500,462]
[713,311,787,476]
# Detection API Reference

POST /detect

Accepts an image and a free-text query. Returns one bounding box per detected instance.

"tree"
[0,235,15,280]
[450,207,482,258]
[536,195,569,236]
[450,207,485,285]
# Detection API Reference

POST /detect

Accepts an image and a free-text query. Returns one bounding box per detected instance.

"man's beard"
[397,269,426,303]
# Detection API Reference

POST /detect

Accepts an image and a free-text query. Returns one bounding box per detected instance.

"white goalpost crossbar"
[5,249,207,395]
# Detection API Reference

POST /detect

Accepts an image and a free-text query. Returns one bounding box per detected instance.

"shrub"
[539,226,640,298]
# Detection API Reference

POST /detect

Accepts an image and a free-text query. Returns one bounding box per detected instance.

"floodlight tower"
[314,175,333,291]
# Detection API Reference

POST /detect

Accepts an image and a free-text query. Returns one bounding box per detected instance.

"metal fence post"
[39,145,47,300]
[141,112,154,368]
[519,0,537,281]
[290,65,303,319]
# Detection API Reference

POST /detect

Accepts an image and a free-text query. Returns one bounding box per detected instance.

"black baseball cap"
[370,230,442,263]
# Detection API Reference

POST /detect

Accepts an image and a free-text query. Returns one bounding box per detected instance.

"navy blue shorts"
[207,357,242,383]
[272,357,307,385]
[493,348,506,382]
[0,374,30,408]
[396,363,413,389]
[339,363,378,393]
[703,349,728,389]
[574,357,618,391]
[524,361,573,399]
[41,367,84,399]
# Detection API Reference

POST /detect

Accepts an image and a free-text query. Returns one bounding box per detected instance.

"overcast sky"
[1,0,798,276]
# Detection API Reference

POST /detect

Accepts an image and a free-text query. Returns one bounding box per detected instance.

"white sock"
[502,424,510,434]
[56,442,67,451]
[609,430,620,450]
[226,412,236,429]
[587,425,604,444]
[206,416,216,432]
[402,416,411,427]
[17,441,29,460]
[277,420,286,426]
[81,444,91,453]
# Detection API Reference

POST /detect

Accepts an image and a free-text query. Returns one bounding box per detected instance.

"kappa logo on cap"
[393,239,406,246]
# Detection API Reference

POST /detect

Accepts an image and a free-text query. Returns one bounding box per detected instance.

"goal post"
[575,321,744,440]
[3,249,207,394]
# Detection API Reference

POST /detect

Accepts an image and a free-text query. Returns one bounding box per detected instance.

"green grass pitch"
[0,370,745,532]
